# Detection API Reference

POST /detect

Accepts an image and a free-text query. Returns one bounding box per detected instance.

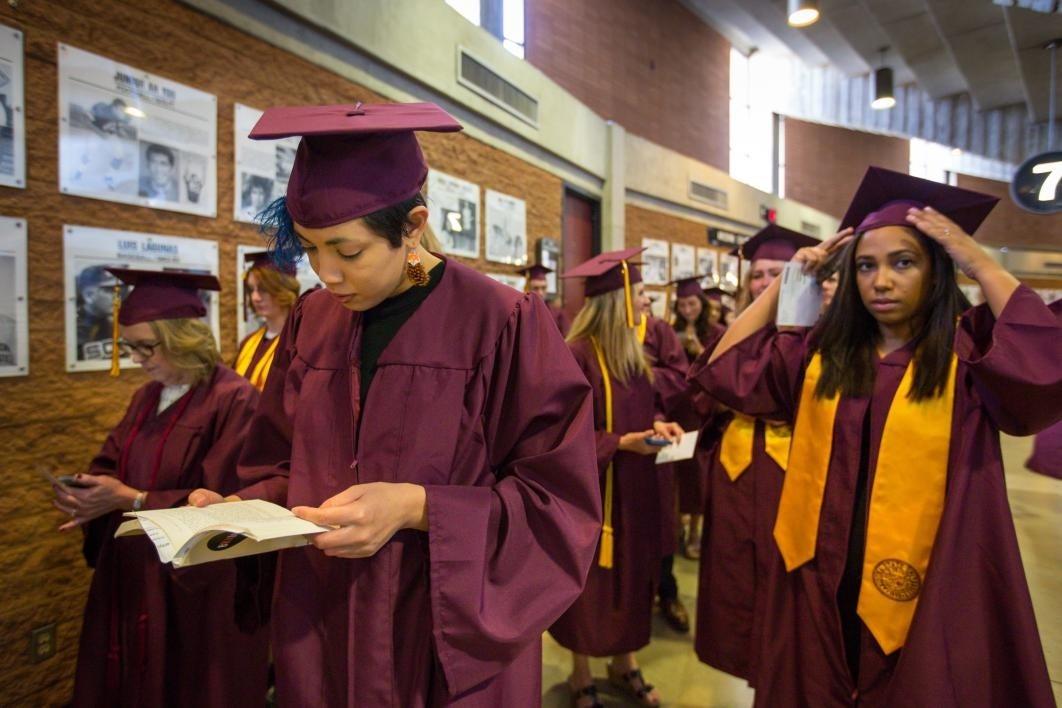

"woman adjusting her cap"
[689,167,1062,707]
[189,102,601,707]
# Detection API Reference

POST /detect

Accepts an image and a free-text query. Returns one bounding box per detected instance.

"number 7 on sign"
[1031,161,1062,202]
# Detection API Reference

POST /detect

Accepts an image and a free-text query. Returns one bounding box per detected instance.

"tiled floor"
[542,435,1062,707]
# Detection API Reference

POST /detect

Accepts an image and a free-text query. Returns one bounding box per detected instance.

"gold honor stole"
[719,413,791,480]
[234,327,280,392]
[774,352,958,654]
[590,336,617,569]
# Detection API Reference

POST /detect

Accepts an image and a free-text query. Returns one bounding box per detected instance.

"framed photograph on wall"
[0,216,27,376]
[536,237,560,297]
[720,253,741,291]
[641,238,669,285]
[58,44,218,217]
[63,225,220,373]
[234,244,322,343]
[427,170,479,258]
[485,190,528,266]
[486,272,526,292]
[234,104,299,224]
[696,247,719,287]
[671,243,696,280]
[0,25,25,189]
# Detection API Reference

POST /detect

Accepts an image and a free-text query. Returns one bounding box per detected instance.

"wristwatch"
[131,491,147,511]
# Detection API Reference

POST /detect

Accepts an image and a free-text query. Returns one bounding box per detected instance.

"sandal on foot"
[568,680,604,708]
[607,663,660,707]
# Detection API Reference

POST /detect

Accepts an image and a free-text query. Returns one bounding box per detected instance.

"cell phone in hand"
[646,436,671,447]
[37,467,91,489]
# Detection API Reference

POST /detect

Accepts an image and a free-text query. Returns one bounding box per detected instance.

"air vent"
[800,221,822,238]
[1001,248,1062,276]
[457,48,538,127]
[688,179,728,209]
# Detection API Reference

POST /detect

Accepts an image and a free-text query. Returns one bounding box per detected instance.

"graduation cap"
[561,247,645,327]
[734,223,820,262]
[702,286,728,302]
[103,268,220,377]
[669,274,713,299]
[516,264,553,280]
[249,102,463,229]
[244,250,297,277]
[840,166,999,236]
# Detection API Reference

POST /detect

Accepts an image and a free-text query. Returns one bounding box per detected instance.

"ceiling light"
[871,48,895,110]
[787,0,820,28]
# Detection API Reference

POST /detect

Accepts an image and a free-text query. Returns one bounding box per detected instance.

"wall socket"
[30,623,56,663]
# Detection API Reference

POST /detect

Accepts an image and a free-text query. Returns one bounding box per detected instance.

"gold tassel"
[598,522,614,569]
[109,284,121,377]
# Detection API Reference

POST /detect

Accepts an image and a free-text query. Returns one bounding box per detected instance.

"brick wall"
[0,1,561,703]
[526,0,730,170]
[784,118,910,220]
[955,173,1062,251]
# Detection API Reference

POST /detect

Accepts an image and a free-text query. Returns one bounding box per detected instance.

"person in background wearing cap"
[692,167,1062,706]
[75,264,124,360]
[50,269,268,707]
[188,102,601,706]
[687,224,819,687]
[235,251,300,391]
[518,262,571,335]
[550,247,684,708]
[702,286,730,332]
[669,276,726,562]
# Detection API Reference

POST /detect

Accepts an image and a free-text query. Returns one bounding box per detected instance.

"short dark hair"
[145,143,175,165]
[257,193,427,269]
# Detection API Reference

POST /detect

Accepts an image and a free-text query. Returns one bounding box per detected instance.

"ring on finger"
[943,228,951,237]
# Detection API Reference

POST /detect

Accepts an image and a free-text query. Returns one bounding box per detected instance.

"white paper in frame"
[0,25,26,189]
[0,216,27,376]
[641,238,669,285]
[427,170,480,259]
[233,103,299,225]
[485,189,528,266]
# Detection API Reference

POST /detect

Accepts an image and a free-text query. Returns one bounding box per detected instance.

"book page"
[776,262,822,328]
[655,431,700,464]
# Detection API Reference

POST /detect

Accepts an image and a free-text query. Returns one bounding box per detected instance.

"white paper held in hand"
[655,431,700,464]
[776,262,822,328]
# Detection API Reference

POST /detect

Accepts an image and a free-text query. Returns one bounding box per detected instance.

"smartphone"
[37,467,91,489]
[646,436,671,447]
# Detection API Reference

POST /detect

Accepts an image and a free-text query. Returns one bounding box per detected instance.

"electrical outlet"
[30,623,56,663]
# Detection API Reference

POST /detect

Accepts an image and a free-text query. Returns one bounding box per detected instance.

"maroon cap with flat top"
[560,247,645,296]
[734,224,820,262]
[669,275,713,299]
[249,102,463,228]
[840,166,999,236]
[516,264,553,280]
[702,286,728,301]
[244,250,297,277]
[106,268,220,325]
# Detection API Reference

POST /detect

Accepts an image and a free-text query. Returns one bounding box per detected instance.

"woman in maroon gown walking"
[692,167,1061,707]
[551,247,683,708]
[190,102,602,707]
[52,269,267,707]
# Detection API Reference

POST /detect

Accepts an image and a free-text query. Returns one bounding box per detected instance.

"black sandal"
[607,663,660,707]
[569,681,604,708]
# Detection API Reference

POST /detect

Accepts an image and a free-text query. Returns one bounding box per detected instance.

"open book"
[115,499,330,567]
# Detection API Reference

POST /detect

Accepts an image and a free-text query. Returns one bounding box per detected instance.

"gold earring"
[406,248,429,286]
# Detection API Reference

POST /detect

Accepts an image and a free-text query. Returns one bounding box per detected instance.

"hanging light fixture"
[871,47,895,110]
[787,0,820,27]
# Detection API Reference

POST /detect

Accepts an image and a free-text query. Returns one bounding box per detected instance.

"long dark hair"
[811,229,970,401]
[672,293,711,340]
[256,193,428,269]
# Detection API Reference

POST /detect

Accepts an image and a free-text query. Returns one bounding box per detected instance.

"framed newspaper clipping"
[0,216,27,376]
[427,170,480,259]
[0,25,25,189]
[233,103,298,224]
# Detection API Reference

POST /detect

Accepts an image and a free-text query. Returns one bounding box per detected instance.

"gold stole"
[719,414,791,480]
[234,327,280,392]
[636,316,648,344]
[774,352,958,654]
[590,336,616,569]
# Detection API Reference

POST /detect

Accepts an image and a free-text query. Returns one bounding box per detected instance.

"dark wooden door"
[561,188,600,322]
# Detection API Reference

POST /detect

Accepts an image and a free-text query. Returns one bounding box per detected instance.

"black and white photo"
[0,217,27,376]
[234,104,297,223]
[0,26,24,189]
[485,189,527,265]
[641,238,669,285]
[427,169,480,258]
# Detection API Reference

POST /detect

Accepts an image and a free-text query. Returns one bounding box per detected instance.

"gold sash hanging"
[774,352,958,654]
[234,327,280,391]
[719,413,792,480]
[590,336,616,569]
[636,316,648,344]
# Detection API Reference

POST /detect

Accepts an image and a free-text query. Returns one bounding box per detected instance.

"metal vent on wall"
[688,180,728,210]
[800,221,822,238]
[457,48,538,127]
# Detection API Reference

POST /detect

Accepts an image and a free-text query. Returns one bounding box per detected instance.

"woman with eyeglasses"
[50,269,268,708]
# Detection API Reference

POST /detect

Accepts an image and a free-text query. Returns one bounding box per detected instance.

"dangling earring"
[406,248,429,286]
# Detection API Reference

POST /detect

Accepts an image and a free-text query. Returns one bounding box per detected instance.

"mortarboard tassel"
[109,283,121,377]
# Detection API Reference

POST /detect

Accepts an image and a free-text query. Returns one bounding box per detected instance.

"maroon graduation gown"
[642,315,689,557]
[236,258,601,706]
[1026,418,1062,480]
[74,365,267,708]
[549,302,572,337]
[695,286,1062,707]
[549,337,666,656]
[672,324,725,515]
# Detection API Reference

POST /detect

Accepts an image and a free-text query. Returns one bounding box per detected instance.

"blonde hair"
[245,265,300,310]
[421,221,444,254]
[567,288,652,386]
[149,318,220,384]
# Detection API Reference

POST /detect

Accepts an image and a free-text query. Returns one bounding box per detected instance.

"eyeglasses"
[117,339,162,358]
